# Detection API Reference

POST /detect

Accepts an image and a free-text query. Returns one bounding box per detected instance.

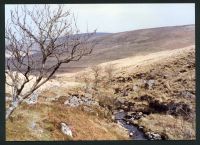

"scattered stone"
[181,91,195,99]
[117,77,126,82]
[145,132,162,140]
[60,123,73,137]
[143,79,155,89]
[139,126,143,130]
[125,111,147,120]
[129,132,134,137]
[64,94,98,107]
[116,98,126,104]
[6,96,12,101]
[25,92,38,105]
[111,115,115,121]
[133,85,139,91]
[30,121,37,129]
[138,112,143,116]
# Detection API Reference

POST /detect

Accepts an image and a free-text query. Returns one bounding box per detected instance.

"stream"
[114,110,147,140]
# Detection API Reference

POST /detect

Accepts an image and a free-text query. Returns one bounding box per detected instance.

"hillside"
[6,24,195,140]
[7,25,194,73]
[6,45,195,140]
[57,25,195,73]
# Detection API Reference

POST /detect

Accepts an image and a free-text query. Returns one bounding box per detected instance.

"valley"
[6,25,195,140]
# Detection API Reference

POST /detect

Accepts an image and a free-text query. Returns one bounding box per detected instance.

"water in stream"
[114,110,147,140]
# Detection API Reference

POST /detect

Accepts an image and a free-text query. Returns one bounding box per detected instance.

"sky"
[5,4,195,33]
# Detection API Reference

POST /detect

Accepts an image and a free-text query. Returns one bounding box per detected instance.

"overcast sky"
[5,4,195,33]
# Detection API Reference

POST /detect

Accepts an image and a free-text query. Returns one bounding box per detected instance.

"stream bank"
[114,110,164,140]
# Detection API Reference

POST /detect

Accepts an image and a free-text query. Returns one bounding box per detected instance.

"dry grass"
[137,114,195,140]
[6,101,129,141]
[6,45,195,140]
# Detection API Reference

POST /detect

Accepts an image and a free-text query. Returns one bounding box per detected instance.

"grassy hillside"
[6,45,195,140]
[57,25,194,73]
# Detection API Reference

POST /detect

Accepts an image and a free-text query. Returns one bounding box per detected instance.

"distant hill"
[6,25,195,73]
[57,24,195,73]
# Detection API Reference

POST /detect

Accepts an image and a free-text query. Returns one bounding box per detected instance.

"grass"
[6,46,195,140]
[137,114,195,140]
[6,101,129,141]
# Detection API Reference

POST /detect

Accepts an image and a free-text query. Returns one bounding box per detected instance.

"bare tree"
[75,72,91,93]
[91,65,102,89]
[104,63,114,84]
[5,4,96,119]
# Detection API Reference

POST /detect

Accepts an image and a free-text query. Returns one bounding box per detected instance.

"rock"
[143,79,155,89]
[138,112,143,116]
[127,111,136,116]
[145,132,162,140]
[64,94,98,107]
[123,106,129,112]
[181,91,195,99]
[117,120,123,126]
[122,91,128,96]
[25,92,38,105]
[6,96,12,101]
[153,133,162,140]
[60,123,73,137]
[115,76,126,82]
[133,85,139,91]
[111,115,115,121]
[116,98,126,104]
[129,131,135,137]
[30,121,37,129]
[139,126,143,130]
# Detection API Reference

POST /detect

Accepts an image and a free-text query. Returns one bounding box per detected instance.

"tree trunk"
[6,97,23,120]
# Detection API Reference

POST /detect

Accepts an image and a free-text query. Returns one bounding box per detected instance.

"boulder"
[145,131,162,140]
[60,123,73,137]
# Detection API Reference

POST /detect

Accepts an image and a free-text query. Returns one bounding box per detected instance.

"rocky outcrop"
[64,93,99,107]
[125,111,147,120]
[145,132,162,140]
